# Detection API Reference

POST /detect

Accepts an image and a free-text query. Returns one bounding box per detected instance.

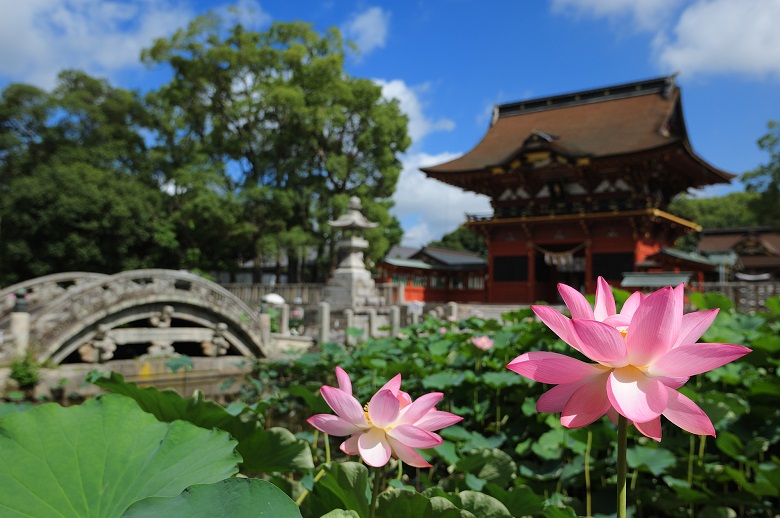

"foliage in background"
[8,353,40,388]
[743,120,780,227]
[0,14,409,285]
[428,226,487,257]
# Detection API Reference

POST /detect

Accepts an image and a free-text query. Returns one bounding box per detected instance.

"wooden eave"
[465,208,701,232]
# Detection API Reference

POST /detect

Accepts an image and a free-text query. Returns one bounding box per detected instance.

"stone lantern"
[324,197,379,307]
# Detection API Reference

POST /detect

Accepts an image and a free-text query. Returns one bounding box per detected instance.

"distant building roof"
[621,271,694,288]
[698,227,780,276]
[380,246,485,272]
[385,245,419,260]
[421,76,733,195]
[637,247,715,271]
[411,247,485,269]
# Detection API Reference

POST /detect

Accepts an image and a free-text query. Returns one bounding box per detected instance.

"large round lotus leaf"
[122,478,301,517]
[0,394,240,518]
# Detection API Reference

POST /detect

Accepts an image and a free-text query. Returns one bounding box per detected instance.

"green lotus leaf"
[0,394,240,517]
[627,446,676,476]
[455,448,517,486]
[122,478,301,517]
[93,372,313,473]
[307,461,369,518]
[377,488,474,518]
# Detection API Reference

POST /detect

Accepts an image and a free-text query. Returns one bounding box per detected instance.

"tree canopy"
[0,73,166,284]
[743,120,780,226]
[428,226,486,256]
[142,16,410,280]
[666,191,760,230]
[0,15,410,286]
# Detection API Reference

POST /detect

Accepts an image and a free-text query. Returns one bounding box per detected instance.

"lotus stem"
[688,434,696,482]
[324,432,331,463]
[295,467,326,506]
[617,414,628,518]
[585,430,592,517]
[369,466,385,518]
[495,389,502,432]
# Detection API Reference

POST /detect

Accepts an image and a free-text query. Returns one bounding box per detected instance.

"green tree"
[429,225,486,256]
[142,15,410,281]
[0,72,165,285]
[666,191,760,230]
[743,120,780,226]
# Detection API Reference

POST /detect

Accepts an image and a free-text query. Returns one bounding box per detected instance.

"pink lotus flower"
[472,336,494,351]
[508,283,751,441]
[307,367,462,467]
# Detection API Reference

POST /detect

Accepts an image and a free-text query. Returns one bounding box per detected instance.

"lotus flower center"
[363,403,372,426]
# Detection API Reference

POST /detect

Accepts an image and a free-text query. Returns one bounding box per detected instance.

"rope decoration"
[532,241,590,266]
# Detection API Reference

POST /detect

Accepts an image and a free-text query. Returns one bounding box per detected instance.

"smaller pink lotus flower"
[307,367,462,467]
[471,336,494,351]
[439,326,447,334]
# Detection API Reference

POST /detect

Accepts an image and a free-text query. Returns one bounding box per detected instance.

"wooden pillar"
[527,243,536,303]
[585,242,593,293]
[486,245,493,303]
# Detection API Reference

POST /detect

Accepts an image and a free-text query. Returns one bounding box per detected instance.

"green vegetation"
[428,225,487,256]
[666,191,760,230]
[9,354,40,389]
[744,120,780,226]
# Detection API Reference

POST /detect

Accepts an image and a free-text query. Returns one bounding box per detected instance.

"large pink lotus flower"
[507,283,751,441]
[307,367,462,467]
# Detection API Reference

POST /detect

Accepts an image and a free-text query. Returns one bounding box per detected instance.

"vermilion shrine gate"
[421,76,733,304]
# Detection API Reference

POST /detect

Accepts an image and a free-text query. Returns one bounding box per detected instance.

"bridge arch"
[2,270,269,365]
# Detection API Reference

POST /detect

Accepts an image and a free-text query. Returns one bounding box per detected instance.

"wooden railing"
[222,283,404,307]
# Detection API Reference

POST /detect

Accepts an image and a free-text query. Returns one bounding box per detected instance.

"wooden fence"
[222,283,404,308]
[694,282,780,313]
[223,281,779,314]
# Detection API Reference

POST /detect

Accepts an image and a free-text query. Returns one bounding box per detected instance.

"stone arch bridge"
[0,269,285,366]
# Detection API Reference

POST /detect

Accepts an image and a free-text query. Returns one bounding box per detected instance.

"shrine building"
[420,76,733,304]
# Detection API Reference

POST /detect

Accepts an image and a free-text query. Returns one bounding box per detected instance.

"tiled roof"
[621,271,694,288]
[698,234,744,252]
[413,246,485,267]
[421,76,732,186]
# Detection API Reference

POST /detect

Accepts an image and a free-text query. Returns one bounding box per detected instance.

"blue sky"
[1,0,779,246]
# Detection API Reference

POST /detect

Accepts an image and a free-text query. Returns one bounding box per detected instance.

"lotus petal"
[507,351,607,384]
[607,367,668,423]
[358,428,392,467]
[648,343,751,378]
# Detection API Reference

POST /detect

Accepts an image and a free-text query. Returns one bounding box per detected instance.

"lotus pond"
[0,288,777,517]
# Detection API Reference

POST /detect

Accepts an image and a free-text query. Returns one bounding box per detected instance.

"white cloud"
[392,152,491,246]
[377,79,455,143]
[656,0,780,78]
[343,7,390,57]
[550,0,684,31]
[0,0,196,88]
[550,0,780,79]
